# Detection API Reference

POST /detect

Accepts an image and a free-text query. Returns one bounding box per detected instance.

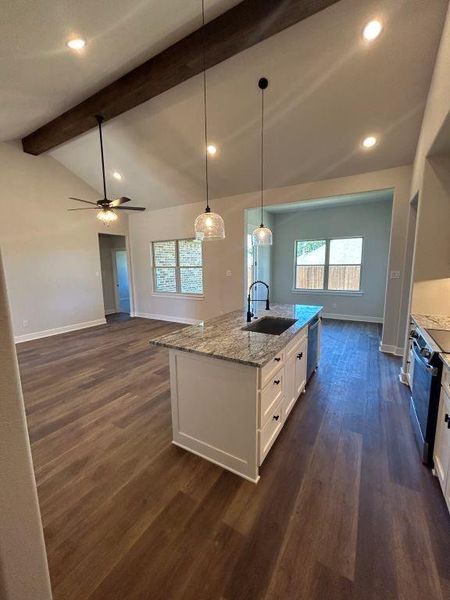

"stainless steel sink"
[242,316,298,335]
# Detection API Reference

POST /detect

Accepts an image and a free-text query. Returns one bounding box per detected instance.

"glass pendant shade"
[252,224,273,246]
[97,209,118,223]
[195,209,225,241]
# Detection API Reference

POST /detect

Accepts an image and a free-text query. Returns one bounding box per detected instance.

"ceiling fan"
[68,115,145,222]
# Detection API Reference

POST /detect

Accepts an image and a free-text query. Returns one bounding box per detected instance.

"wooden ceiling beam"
[22,0,340,155]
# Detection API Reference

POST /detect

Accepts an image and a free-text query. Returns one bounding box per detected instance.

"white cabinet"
[169,323,312,482]
[294,338,307,399]
[434,372,450,512]
[283,331,308,419]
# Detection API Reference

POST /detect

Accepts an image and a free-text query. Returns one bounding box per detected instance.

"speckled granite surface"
[411,313,450,365]
[411,313,450,331]
[149,304,322,367]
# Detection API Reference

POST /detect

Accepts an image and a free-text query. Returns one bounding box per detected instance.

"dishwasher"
[307,316,320,381]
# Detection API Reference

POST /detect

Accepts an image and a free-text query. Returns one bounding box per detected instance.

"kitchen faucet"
[247,280,270,322]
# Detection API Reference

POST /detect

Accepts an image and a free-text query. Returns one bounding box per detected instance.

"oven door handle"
[411,341,438,376]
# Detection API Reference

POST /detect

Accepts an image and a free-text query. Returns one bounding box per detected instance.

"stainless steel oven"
[410,337,442,465]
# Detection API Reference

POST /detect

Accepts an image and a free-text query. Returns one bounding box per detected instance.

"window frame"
[292,236,364,295]
[151,238,204,298]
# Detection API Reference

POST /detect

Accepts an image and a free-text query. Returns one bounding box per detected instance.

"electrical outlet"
[226,270,232,277]
[332,303,337,309]
[390,270,401,279]
[22,319,29,328]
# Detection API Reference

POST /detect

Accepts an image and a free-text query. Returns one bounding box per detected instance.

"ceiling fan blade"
[69,197,98,206]
[67,208,99,211]
[115,206,146,211]
[110,197,131,207]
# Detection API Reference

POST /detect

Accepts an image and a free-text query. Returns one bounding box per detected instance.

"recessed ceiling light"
[66,38,86,51]
[207,144,217,156]
[362,20,383,41]
[112,171,122,181]
[362,135,378,149]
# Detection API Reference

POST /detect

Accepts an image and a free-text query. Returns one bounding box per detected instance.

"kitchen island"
[150,304,322,482]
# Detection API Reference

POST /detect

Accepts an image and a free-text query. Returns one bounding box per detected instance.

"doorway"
[98,234,131,317]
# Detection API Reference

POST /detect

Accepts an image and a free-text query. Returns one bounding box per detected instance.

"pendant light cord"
[96,116,108,200]
[201,0,210,211]
[260,86,265,227]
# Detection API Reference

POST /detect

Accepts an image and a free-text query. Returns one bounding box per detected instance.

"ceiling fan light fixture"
[97,209,118,223]
[68,116,145,219]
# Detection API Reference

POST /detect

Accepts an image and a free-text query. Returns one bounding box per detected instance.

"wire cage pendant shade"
[194,0,225,241]
[252,77,272,246]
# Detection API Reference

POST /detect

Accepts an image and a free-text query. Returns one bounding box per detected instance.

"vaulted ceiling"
[2,0,448,208]
[1,0,240,142]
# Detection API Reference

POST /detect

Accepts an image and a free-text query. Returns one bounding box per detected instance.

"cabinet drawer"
[259,398,283,465]
[259,366,284,427]
[285,326,308,359]
[260,351,284,388]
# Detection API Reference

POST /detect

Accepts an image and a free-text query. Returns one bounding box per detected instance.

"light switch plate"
[226,270,232,277]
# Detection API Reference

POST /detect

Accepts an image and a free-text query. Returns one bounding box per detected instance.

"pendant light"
[252,77,273,246]
[194,0,225,241]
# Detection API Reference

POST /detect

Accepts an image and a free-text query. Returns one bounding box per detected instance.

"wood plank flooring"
[17,317,450,600]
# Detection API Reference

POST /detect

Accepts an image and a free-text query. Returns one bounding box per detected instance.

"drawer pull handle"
[297,352,303,360]
[273,414,280,421]
[274,357,281,362]
[274,379,281,385]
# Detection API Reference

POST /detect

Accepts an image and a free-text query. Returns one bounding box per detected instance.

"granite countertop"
[149,304,322,367]
[411,313,450,368]
[411,313,450,331]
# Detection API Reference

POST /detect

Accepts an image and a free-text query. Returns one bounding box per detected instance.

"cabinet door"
[434,387,450,505]
[294,340,307,398]
[283,354,296,418]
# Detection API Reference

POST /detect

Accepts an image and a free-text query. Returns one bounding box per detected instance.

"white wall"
[410,2,450,195]
[0,251,52,600]
[409,3,450,314]
[412,154,450,314]
[397,3,450,373]
[129,164,412,350]
[0,142,129,341]
[271,199,393,322]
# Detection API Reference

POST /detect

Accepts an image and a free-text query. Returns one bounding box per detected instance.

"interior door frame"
[98,233,134,316]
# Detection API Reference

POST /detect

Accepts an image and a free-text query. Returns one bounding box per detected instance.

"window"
[152,239,203,295]
[294,237,363,292]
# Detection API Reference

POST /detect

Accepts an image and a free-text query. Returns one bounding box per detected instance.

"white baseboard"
[379,343,405,356]
[322,313,383,324]
[15,318,106,343]
[399,367,409,385]
[133,311,201,326]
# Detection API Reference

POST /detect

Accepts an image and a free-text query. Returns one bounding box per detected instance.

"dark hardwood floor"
[17,318,450,600]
